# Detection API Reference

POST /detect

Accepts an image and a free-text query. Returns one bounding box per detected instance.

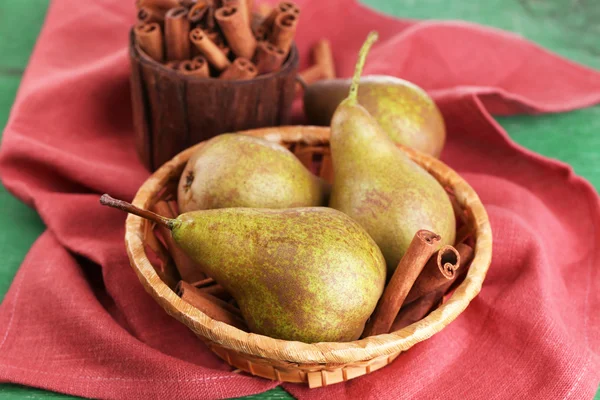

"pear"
[304,77,445,157]
[328,32,455,276]
[178,133,328,213]
[100,195,386,343]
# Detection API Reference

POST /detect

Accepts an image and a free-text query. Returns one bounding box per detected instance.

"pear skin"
[178,134,328,213]
[100,195,386,343]
[304,77,445,157]
[173,207,386,343]
[328,32,455,276]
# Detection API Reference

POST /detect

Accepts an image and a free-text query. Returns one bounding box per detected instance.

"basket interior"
[140,136,476,324]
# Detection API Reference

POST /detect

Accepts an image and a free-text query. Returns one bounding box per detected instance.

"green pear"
[328,32,455,276]
[178,133,328,213]
[304,77,445,157]
[100,195,386,343]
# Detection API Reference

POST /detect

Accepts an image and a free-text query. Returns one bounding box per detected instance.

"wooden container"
[124,126,492,388]
[129,31,299,171]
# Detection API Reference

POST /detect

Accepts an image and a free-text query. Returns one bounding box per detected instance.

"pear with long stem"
[328,32,456,277]
[100,194,386,343]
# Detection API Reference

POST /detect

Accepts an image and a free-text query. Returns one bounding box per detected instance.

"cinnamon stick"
[137,0,180,8]
[152,201,207,282]
[188,0,210,24]
[390,292,440,331]
[190,277,232,301]
[257,3,273,18]
[143,219,180,288]
[260,1,299,32]
[313,39,335,79]
[137,7,166,24]
[455,222,474,245]
[403,245,460,305]
[245,0,254,22]
[298,64,324,85]
[220,57,258,80]
[254,41,286,73]
[177,281,247,330]
[217,43,232,58]
[182,280,241,316]
[270,11,297,55]
[165,7,191,61]
[319,153,334,184]
[134,22,164,62]
[178,59,210,77]
[361,230,441,337]
[223,0,248,26]
[165,60,182,70]
[391,243,474,331]
[253,25,268,41]
[206,29,223,45]
[215,6,257,59]
[190,27,231,70]
[199,284,231,300]
[191,277,215,288]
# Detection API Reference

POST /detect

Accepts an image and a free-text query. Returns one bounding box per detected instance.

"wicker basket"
[124,126,492,388]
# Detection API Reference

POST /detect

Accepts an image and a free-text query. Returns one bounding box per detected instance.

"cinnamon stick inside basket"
[254,41,286,74]
[403,245,460,305]
[190,27,231,70]
[152,201,207,282]
[220,57,258,80]
[215,6,257,59]
[165,7,191,61]
[361,230,441,338]
[270,11,298,55]
[177,281,248,330]
[191,277,233,301]
[392,243,475,331]
[134,22,164,62]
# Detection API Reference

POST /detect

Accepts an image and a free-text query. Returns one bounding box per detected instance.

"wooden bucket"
[124,126,492,388]
[129,31,299,171]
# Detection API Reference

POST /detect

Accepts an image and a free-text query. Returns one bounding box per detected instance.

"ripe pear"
[328,32,455,276]
[178,133,328,213]
[304,77,445,157]
[100,195,386,343]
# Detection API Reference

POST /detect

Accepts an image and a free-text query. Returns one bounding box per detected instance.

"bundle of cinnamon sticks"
[134,0,301,79]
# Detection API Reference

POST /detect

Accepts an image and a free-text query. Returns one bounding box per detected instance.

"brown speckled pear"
[99,195,386,344]
[328,33,455,276]
[304,78,445,157]
[178,133,328,213]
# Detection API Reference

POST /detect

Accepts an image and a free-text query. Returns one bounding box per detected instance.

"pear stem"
[100,194,176,230]
[347,31,379,104]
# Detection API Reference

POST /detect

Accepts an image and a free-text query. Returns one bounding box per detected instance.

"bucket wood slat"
[125,126,492,388]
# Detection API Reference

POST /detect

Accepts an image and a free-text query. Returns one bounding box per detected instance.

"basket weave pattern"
[125,126,492,388]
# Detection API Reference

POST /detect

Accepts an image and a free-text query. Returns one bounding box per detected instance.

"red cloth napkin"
[1,0,599,399]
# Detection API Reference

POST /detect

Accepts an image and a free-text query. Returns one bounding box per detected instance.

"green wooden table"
[0,1,598,399]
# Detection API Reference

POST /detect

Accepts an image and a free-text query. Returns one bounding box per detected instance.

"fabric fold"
[0,0,599,398]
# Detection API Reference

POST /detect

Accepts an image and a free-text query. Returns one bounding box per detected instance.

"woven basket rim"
[125,125,492,365]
